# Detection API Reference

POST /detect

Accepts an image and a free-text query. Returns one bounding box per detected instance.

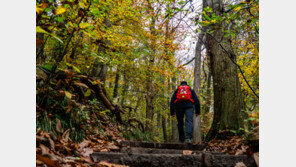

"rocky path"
[91,141,257,167]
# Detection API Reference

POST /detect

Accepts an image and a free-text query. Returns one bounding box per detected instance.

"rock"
[252,152,259,167]
[247,126,259,141]
[235,162,247,167]
[246,126,259,152]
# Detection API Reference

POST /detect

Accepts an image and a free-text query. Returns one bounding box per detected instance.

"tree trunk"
[113,65,120,102]
[193,30,205,144]
[144,2,156,133]
[202,54,212,127]
[204,62,212,114]
[120,70,128,106]
[145,81,154,132]
[204,0,244,140]
[70,32,83,60]
[157,112,161,128]
[171,119,178,142]
[91,16,111,84]
[36,33,45,64]
[171,77,179,142]
[92,63,108,84]
[134,95,142,113]
[162,115,168,142]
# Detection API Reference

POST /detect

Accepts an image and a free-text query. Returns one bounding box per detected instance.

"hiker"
[170,81,200,143]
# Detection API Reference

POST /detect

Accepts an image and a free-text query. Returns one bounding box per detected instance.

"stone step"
[92,152,203,167]
[119,147,203,154]
[118,141,205,151]
[91,152,257,167]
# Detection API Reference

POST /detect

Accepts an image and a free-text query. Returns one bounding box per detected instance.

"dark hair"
[180,81,188,85]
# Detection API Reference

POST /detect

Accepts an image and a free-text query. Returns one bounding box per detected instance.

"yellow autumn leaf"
[64,91,72,99]
[36,26,63,43]
[82,0,88,5]
[36,7,43,14]
[202,20,210,25]
[55,5,67,15]
[84,89,91,97]
[68,22,74,27]
[36,26,48,34]
[211,19,217,23]
[234,6,242,12]
[79,22,90,29]
[78,2,87,8]
[36,2,47,14]
[48,26,58,31]
[82,31,93,38]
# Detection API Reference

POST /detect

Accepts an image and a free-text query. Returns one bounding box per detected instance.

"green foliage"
[36,84,87,142]
[36,0,259,142]
[121,127,154,142]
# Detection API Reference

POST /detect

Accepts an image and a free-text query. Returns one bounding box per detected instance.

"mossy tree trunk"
[204,0,244,140]
[193,31,205,143]
[144,0,156,133]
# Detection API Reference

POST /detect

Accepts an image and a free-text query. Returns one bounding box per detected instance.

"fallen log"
[41,69,129,125]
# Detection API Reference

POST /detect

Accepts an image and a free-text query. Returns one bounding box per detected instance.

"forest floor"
[36,69,259,167]
[36,127,259,167]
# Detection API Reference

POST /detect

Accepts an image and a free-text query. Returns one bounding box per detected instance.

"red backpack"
[174,85,194,103]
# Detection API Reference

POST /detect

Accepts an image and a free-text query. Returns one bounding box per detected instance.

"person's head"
[180,81,188,85]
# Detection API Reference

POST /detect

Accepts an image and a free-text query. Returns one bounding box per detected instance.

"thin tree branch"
[199,26,259,99]
[182,47,205,66]
[182,19,259,99]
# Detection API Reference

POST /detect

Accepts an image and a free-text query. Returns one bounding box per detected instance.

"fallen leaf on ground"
[37,154,61,167]
[36,159,44,165]
[100,148,109,152]
[235,162,246,167]
[98,161,129,167]
[62,129,70,142]
[81,148,93,157]
[49,131,58,141]
[40,144,50,155]
[183,150,193,155]
[80,156,93,163]
[107,142,120,150]
[235,146,247,155]
[42,131,55,150]
[253,152,259,167]
[61,164,72,167]
[79,139,91,150]
[56,118,63,133]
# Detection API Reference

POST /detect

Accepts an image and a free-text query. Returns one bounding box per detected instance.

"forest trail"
[91,141,257,167]
[36,0,259,166]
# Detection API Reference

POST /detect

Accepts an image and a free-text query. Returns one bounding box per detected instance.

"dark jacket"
[170,85,200,116]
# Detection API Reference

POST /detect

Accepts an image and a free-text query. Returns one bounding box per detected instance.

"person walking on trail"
[170,81,200,143]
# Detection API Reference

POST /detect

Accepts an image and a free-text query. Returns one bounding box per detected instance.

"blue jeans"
[176,107,194,143]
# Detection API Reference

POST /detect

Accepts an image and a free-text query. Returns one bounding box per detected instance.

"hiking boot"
[185,139,192,143]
